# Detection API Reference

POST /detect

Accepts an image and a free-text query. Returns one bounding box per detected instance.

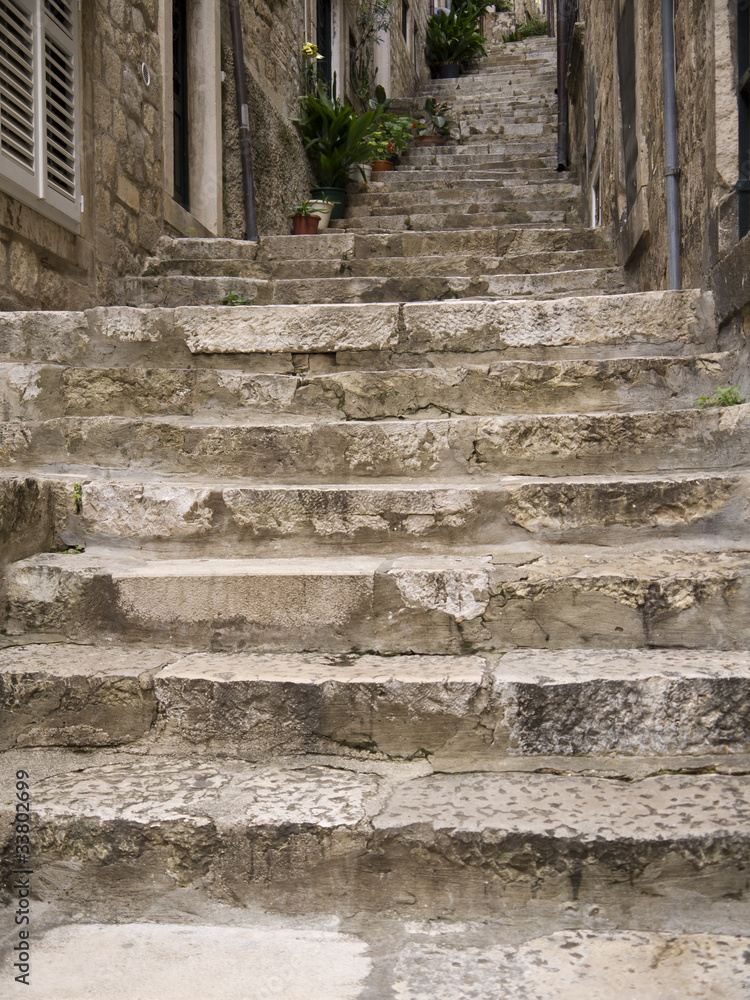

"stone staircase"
[2,32,750,1000]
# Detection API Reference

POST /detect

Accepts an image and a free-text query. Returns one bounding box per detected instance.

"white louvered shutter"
[0,0,37,190]
[41,0,78,216]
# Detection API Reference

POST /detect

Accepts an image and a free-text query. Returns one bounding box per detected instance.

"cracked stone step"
[1,751,749,919]
[3,402,748,479]
[347,184,579,206]
[329,210,574,232]
[0,292,712,369]
[143,227,614,267]
[4,546,750,651]
[139,250,618,281]
[119,268,628,308]
[3,644,750,760]
[19,348,732,421]
[4,471,744,556]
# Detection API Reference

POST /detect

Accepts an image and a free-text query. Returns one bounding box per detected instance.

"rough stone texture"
[0,923,372,1000]
[393,931,750,1000]
[3,645,750,759]
[4,548,750,653]
[2,754,750,918]
[568,0,750,326]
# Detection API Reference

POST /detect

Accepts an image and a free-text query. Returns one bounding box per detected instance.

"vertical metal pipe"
[556,0,568,169]
[229,0,259,242]
[661,0,681,289]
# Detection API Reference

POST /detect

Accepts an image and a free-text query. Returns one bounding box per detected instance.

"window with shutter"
[0,0,79,229]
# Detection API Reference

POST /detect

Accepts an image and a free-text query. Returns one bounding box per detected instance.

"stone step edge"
[2,644,750,759]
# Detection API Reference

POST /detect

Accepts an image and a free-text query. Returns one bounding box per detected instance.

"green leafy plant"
[220,290,252,306]
[351,0,395,107]
[292,78,385,187]
[425,4,487,70]
[369,113,418,160]
[695,386,747,409]
[284,197,316,217]
[503,17,548,42]
[72,482,83,515]
[418,97,455,137]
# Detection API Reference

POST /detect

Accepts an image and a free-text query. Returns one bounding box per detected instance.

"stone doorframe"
[158,0,223,236]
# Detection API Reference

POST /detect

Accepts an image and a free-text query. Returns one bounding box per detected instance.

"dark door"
[617,0,638,216]
[739,0,749,239]
[173,0,189,209]
[316,0,332,89]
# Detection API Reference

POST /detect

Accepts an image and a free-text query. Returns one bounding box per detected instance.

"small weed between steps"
[219,289,252,306]
[73,482,83,514]
[695,386,746,409]
[50,544,85,554]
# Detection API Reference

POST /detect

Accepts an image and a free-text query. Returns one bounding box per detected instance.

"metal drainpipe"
[661,0,681,289]
[229,0,259,242]
[556,0,568,170]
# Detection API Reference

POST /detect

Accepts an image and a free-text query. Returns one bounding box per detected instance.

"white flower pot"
[308,200,334,231]
[348,163,372,183]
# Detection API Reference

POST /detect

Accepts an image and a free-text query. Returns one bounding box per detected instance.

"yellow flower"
[302,42,324,60]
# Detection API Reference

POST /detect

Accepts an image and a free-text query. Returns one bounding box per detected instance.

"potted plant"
[369,113,418,170]
[308,198,335,230]
[425,3,487,78]
[414,97,455,146]
[291,78,384,218]
[286,198,320,235]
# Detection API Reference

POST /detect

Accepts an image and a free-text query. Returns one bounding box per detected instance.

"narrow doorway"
[172,0,189,209]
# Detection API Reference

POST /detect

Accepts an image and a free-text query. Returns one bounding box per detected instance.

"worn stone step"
[347,182,579,206]
[330,210,574,233]
[4,402,746,479]
[3,645,750,761]
[12,921,747,1000]
[144,227,612,268]
[342,196,577,218]
[139,250,616,282]
[5,470,743,557]
[351,169,567,188]
[2,751,749,919]
[4,545,750,651]
[0,291,710,370]
[119,267,626,308]
[2,351,729,428]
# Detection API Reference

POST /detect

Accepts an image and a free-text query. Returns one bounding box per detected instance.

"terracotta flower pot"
[291,214,319,235]
[371,160,394,171]
[414,135,448,147]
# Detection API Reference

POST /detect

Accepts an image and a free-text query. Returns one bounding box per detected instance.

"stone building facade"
[565,0,749,331]
[0,0,431,311]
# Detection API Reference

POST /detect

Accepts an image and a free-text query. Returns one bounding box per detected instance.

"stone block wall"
[567,0,743,294]
[0,0,433,306]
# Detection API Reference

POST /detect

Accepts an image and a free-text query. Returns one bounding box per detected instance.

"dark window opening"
[402,0,408,41]
[317,0,332,88]
[172,0,189,209]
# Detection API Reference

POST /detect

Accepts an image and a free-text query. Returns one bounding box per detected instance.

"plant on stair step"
[415,97,455,145]
[369,113,418,167]
[425,1,487,78]
[502,16,548,42]
[350,0,396,109]
[284,197,321,235]
[291,78,386,216]
[220,290,252,305]
[695,386,747,409]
